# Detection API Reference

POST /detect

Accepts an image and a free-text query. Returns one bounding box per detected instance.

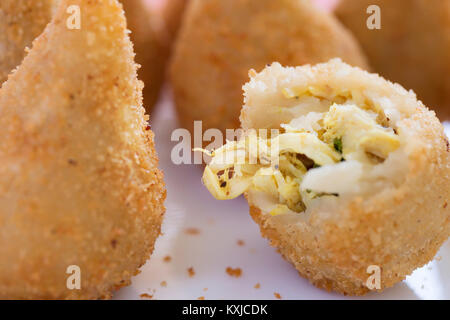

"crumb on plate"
[140,293,154,299]
[226,267,242,278]
[185,227,201,235]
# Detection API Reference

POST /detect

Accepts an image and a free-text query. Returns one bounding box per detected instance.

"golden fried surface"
[0,0,166,299]
[0,0,55,85]
[122,0,170,113]
[242,60,449,295]
[336,0,450,121]
[170,0,369,136]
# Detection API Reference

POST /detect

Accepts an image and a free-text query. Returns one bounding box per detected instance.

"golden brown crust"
[249,205,370,295]
[170,0,369,136]
[0,0,55,85]
[0,0,166,299]
[336,0,450,121]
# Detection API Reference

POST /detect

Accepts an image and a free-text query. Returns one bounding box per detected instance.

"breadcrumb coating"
[0,0,166,299]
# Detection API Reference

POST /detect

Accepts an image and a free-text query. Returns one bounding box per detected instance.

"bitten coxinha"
[172,119,282,166]
[199,60,449,295]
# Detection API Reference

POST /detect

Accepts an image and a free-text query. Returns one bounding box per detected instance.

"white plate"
[114,92,450,300]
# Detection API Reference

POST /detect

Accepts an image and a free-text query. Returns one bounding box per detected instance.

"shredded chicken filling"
[201,88,400,215]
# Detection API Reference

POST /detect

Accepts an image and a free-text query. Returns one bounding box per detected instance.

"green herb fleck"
[333,137,343,154]
[312,192,339,199]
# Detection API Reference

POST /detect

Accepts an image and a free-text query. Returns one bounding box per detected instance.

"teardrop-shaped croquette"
[201,59,449,295]
[170,0,369,135]
[0,0,55,85]
[0,0,165,299]
[336,0,450,120]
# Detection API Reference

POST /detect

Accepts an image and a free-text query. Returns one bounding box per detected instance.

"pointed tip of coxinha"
[2,0,141,110]
[0,0,151,161]
[0,0,165,299]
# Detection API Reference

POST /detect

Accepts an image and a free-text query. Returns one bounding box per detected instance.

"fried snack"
[170,0,369,136]
[200,59,450,295]
[122,0,170,112]
[336,0,450,121]
[0,0,55,85]
[0,0,166,299]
